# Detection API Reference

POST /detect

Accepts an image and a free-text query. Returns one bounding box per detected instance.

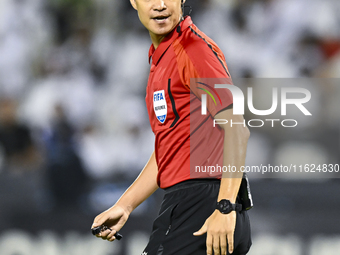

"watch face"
[218,200,232,214]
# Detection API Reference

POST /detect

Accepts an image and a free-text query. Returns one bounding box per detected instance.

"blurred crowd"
[0,0,339,214]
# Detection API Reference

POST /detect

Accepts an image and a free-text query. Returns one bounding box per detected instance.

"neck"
[150,34,167,49]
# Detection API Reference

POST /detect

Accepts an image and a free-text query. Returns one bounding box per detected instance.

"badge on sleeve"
[153,90,167,123]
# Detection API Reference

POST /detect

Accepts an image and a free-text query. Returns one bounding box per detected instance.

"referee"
[92,1,252,254]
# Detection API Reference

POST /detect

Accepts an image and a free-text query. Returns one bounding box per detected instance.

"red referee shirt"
[146,16,234,188]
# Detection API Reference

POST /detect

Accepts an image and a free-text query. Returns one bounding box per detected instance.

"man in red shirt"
[92,1,252,254]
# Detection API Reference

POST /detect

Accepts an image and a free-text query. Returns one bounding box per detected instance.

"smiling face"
[130,0,185,48]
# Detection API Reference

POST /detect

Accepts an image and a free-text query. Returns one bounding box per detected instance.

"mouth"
[152,15,170,22]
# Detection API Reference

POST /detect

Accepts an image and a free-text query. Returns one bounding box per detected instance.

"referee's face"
[131,0,185,46]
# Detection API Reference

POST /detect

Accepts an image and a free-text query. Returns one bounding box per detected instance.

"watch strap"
[216,199,243,214]
[233,203,243,212]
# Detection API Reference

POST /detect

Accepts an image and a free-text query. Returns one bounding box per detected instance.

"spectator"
[0,98,40,173]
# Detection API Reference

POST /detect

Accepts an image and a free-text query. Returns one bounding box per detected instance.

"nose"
[153,0,166,11]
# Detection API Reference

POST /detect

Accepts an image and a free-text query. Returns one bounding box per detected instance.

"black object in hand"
[91,225,123,240]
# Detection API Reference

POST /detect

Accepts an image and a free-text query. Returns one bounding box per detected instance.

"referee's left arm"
[194,108,249,255]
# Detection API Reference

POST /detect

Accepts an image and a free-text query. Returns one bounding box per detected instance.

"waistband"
[164,178,221,195]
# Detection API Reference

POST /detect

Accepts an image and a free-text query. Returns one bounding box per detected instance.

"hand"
[193,210,236,255]
[91,205,129,242]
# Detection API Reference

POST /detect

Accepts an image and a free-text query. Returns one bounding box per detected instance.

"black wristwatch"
[216,199,242,214]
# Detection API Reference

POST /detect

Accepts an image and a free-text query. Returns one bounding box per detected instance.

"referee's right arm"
[91,151,159,241]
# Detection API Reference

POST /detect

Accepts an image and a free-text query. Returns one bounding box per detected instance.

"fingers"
[91,215,105,230]
[204,229,229,255]
[213,235,220,255]
[99,229,111,239]
[91,206,128,243]
[195,211,236,255]
[220,234,227,255]
[227,230,234,254]
[193,222,208,236]
[91,214,112,240]
[207,234,228,255]
[206,232,213,255]
[107,229,117,242]
[95,227,118,242]
[91,221,101,230]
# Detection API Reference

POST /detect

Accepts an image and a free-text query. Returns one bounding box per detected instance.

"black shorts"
[142,179,252,255]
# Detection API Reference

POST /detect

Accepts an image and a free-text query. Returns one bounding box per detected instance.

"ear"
[130,0,137,10]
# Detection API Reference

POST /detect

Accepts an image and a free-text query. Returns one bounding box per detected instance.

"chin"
[153,27,173,36]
